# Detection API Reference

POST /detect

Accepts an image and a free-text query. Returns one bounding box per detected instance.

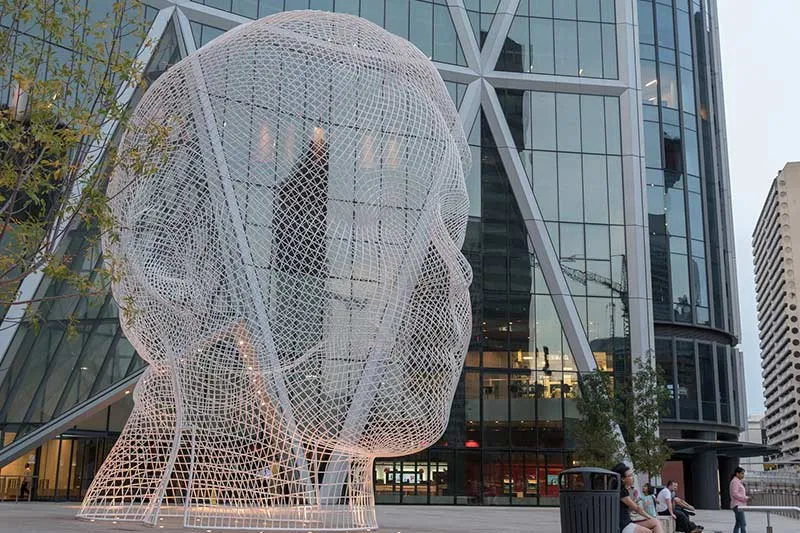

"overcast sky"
[717,0,800,415]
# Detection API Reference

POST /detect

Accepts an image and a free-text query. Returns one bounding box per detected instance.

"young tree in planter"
[619,354,673,482]
[571,370,625,469]
[0,0,151,327]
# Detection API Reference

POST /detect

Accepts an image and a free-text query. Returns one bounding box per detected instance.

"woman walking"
[729,467,749,533]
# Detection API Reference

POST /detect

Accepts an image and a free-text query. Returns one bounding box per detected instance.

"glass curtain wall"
[640,0,738,430]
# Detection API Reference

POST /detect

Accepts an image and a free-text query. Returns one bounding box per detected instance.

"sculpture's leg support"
[78,366,179,522]
[315,456,376,531]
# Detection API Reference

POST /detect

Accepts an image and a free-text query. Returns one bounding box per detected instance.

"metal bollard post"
[766,511,772,533]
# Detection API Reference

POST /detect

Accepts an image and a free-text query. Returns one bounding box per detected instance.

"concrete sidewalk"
[0,502,797,532]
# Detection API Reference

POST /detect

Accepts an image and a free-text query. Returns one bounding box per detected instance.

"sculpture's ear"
[115,158,225,312]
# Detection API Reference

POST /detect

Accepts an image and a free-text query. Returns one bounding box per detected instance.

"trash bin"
[559,467,620,533]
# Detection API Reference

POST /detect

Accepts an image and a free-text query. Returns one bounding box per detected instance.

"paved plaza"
[1,503,798,532]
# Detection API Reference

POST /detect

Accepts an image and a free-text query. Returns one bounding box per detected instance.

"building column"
[718,456,739,509]
[691,449,720,509]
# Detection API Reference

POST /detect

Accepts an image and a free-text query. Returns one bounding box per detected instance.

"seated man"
[671,482,703,531]
[656,481,701,533]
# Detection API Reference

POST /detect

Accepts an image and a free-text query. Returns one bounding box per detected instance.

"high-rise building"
[739,414,765,472]
[0,0,754,509]
[753,162,800,464]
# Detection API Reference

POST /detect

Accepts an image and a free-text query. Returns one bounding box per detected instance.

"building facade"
[739,414,765,472]
[0,0,746,509]
[753,163,800,465]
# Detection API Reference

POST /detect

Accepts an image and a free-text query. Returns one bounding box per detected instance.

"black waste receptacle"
[559,467,620,533]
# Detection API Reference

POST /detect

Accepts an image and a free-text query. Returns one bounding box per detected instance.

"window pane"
[558,153,584,222]
[532,92,557,150]
[454,451,481,504]
[641,60,658,104]
[232,0,258,18]
[656,3,675,49]
[684,128,700,175]
[638,0,655,44]
[607,156,624,225]
[688,191,704,240]
[560,222,585,261]
[676,9,692,53]
[585,224,610,259]
[604,97,621,154]
[698,343,716,420]
[556,93,581,152]
[656,338,676,417]
[659,62,679,108]
[676,340,698,419]
[386,0,410,38]
[578,22,603,77]
[681,67,696,114]
[503,16,529,72]
[601,23,617,78]
[510,375,536,447]
[671,253,692,322]
[554,0,577,19]
[483,374,509,447]
[532,151,558,221]
[554,20,579,76]
[532,0,552,17]
[361,0,385,26]
[666,188,686,237]
[644,121,662,168]
[409,0,433,57]
[484,452,510,505]
[580,95,606,153]
[577,0,601,21]
[717,346,731,423]
[531,18,555,74]
[583,155,609,224]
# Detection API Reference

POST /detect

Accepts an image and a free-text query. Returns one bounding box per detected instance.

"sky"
[716,0,800,415]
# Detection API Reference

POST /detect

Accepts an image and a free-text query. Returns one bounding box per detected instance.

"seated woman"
[612,463,663,533]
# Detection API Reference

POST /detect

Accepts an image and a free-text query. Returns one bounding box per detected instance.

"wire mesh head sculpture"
[79,10,471,531]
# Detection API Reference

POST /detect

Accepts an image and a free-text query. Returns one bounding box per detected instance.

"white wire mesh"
[78,10,471,531]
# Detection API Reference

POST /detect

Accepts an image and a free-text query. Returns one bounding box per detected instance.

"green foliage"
[572,355,673,477]
[572,371,625,469]
[0,0,150,320]
[619,354,673,480]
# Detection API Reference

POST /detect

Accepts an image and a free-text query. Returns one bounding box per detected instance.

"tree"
[571,370,625,469]
[619,354,673,481]
[0,0,151,326]
[571,355,672,479]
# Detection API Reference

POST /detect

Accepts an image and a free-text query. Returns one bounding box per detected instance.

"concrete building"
[0,0,755,510]
[739,414,765,472]
[753,162,800,464]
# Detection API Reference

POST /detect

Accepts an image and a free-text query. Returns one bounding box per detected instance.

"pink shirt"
[729,477,747,508]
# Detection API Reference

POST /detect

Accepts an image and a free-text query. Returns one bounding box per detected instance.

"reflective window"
[583,155,609,224]
[556,94,581,152]
[698,343,716,420]
[656,2,675,49]
[532,151,558,221]
[578,22,603,78]
[502,1,617,78]
[531,18,555,74]
[554,20,579,76]
[676,340,698,419]
[655,338,676,417]
[659,62,679,108]
[670,253,691,322]
[638,0,655,44]
[558,154,583,222]
[717,346,731,423]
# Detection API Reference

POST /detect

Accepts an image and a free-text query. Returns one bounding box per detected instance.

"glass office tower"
[637,0,747,509]
[0,0,747,508]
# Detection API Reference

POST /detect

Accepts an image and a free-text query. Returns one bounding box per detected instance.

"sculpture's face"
[107,11,471,456]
